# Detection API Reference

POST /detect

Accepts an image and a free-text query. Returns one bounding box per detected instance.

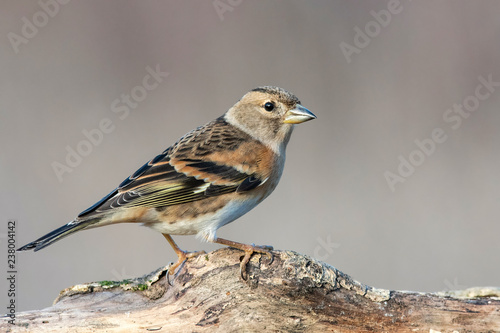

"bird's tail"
[17,219,96,252]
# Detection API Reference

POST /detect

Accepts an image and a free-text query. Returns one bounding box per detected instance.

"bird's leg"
[162,234,205,280]
[211,237,274,280]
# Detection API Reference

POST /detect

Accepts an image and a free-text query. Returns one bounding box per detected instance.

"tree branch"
[2,248,500,332]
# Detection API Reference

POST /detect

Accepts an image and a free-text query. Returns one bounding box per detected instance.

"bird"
[17,86,316,280]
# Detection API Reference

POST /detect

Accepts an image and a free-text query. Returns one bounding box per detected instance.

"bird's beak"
[283,104,317,124]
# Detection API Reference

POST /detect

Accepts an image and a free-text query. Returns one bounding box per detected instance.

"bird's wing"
[77,117,269,218]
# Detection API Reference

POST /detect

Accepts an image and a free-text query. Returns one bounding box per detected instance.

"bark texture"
[2,248,500,332]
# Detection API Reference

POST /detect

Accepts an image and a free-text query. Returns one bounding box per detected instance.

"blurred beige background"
[1,1,499,312]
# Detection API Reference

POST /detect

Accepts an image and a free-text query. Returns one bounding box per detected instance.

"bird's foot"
[163,233,206,285]
[167,249,206,285]
[239,243,274,280]
[213,237,274,280]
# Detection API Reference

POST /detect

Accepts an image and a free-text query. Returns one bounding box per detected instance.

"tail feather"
[17,220,95,252]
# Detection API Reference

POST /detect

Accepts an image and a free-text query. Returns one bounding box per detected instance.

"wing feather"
[77,117,267,218]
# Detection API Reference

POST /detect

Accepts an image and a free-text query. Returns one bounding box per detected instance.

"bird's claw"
[259,245,274,265]
[239,244,274,281]
[166,263,177,286]
[166,249,206,286]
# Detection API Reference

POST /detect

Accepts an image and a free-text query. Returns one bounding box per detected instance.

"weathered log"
[2,248,500,332]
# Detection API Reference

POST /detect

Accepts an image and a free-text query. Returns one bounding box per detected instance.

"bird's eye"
[264,102,275,112]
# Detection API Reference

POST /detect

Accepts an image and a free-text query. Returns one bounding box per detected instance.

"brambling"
[18,86,316,280]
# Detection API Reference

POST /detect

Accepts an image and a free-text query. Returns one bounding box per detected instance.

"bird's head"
[225,86,316,154]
